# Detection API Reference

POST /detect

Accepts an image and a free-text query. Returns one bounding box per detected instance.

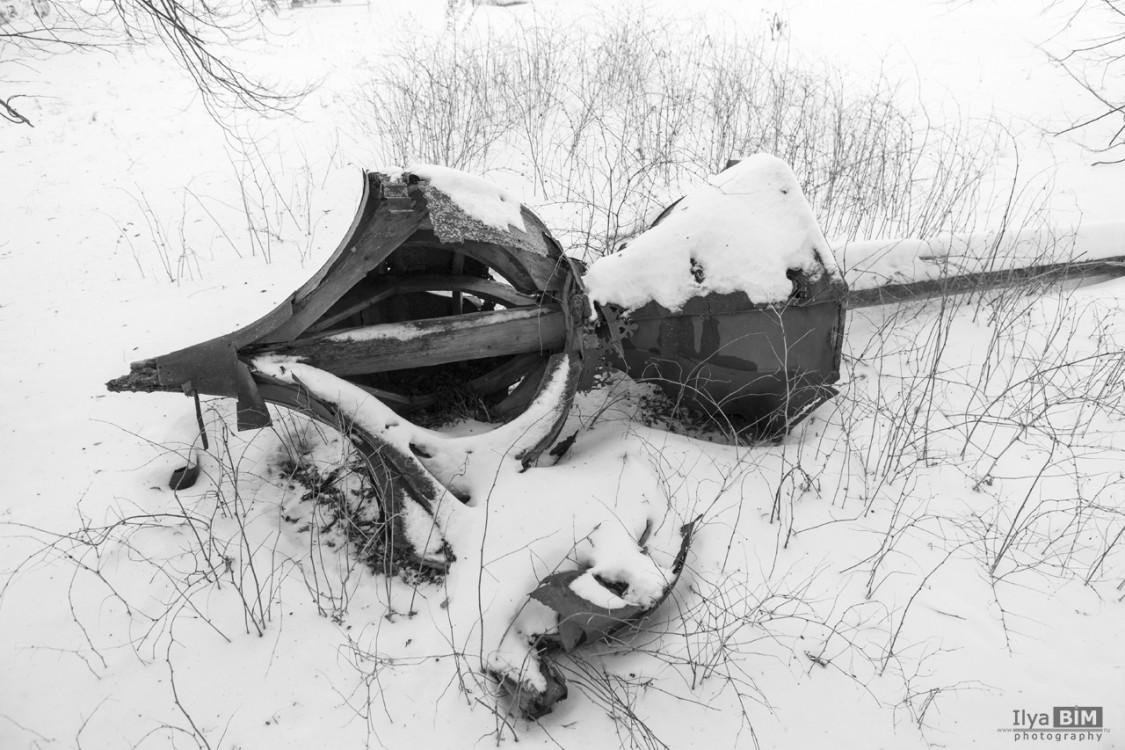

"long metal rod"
[845,256,1125,309]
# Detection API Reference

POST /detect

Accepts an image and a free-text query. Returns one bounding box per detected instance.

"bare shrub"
[354,11,997,259]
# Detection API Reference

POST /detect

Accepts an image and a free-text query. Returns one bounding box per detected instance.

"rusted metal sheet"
[606,207,848,438]
[618,291,845,437]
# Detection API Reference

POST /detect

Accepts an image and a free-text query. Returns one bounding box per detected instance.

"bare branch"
[1045,0,1125,158]
[0,94,32,125]
[1,0,305,126]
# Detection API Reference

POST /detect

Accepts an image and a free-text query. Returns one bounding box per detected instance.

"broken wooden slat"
[465,353,544,396]
[346,354,546,414]
[399,239,567,294]
[450,252,465,315]
[249,306,567,377]
[307,275,539,334]
[106,359,169,393]
[353,383,437,411]
[460,241,568,294]
[259,182,428,344]
[492,360,549,419]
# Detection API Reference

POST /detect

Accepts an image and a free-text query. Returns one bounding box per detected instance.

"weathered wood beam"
[248,306,567,376]
[106,359,175,393]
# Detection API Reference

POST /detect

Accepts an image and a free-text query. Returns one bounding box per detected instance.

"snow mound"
[408,164,527,232]
[583,154,838,312]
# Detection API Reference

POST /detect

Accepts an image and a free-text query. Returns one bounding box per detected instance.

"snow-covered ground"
[1,1,1123,748]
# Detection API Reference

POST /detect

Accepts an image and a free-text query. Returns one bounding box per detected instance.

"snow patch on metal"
[584,153,840,312]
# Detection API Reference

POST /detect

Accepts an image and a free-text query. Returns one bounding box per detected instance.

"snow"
[327,307,546,343]
[326,320,428,342]
[567,572,631,609]
[251,352,308,368]
[572,522,672,607]
[410,163,527,232]
[583,153,839,312]
[2,1,1124,749]
[252,352,574,502]
[251,353,690,697]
